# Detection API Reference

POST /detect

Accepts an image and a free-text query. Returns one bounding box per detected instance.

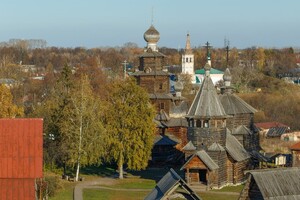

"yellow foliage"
[0,84,23,118]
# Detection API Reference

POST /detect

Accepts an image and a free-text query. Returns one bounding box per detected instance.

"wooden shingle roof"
[187,76,227,119]
[181,150,219,171]
[219,93,257,115]
[226,130,250,162]
[182,141,196,151]
[145,168,201,200]
[245,168,300,200]
[232,125,252,135]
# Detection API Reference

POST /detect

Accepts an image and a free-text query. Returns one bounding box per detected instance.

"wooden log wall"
[226,155,235,184]
[139,56,165,71]
[167,127,188,149]
[188,127,226,149]
[226,113,253,130]
[139,76,170,94]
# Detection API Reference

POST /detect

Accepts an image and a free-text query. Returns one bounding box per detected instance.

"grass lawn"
[83,188,240,200]
[49,181,76,200]
[83,188,149,200]
[197,192,239,200]
[99,178,156,189]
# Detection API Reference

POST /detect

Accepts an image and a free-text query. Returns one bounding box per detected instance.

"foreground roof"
[145,168,201,200]
[187,76,227,118]
[245,168,300,200]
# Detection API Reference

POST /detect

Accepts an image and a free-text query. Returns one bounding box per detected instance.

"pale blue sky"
[1,0,299,48]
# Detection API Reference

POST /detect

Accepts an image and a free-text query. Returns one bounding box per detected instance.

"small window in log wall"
[204,120,209,128]
[159,83,163,90]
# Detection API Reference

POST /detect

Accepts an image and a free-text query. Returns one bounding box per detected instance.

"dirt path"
[73,177,117,200]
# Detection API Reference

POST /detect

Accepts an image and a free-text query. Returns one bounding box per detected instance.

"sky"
[1,0,300,49]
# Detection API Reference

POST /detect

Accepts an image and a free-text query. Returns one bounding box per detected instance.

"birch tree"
[104,78,156,179]
[59,75,105,181]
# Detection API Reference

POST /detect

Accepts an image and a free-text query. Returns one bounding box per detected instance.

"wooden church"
[131,25,188,164]
[132,25,260,189]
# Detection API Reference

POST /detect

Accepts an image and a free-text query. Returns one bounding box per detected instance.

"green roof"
[195,68,224,75]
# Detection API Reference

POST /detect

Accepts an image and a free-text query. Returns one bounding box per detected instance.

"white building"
[181,33,195,83]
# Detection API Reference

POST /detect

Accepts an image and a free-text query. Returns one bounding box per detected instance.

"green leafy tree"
[104,78,156,179]
[0,84,23,117]
[34,66,105,181]
[59,74,105,181]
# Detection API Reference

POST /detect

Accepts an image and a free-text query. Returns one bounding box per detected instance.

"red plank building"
[0,118,43,200]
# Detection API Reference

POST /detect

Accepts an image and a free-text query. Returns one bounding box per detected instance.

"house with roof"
[255,122,290,138]
[290,142,300,167]
[239,168,300,200]
[145,168,201,200]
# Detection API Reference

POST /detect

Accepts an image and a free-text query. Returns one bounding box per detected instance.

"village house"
[239,168,300,200]
[255,122,290,138]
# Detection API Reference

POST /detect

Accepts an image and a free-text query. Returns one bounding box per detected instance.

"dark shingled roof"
[145,168,201,200]
[246,168,300,200]
[181,150,219,171]
[219,93,257,115]
[266,127,288,138]
[187,76,227,119]
[226,130,250,162]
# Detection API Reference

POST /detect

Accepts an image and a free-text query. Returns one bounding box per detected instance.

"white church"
[180,34,224,85]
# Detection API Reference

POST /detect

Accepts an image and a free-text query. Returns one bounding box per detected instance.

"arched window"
[186,58,189,62]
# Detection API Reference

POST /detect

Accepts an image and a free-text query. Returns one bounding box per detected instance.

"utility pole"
[122,60,127,79]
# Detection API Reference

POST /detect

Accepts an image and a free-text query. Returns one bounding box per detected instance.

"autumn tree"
[0,84,24,117]
[103,78,156,179]
[34,66,105,181]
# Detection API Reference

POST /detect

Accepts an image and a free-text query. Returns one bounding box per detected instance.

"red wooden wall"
[0,118,43,200]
